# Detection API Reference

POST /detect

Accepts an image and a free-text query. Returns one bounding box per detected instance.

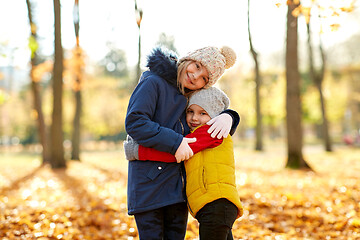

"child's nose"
[193,72,201,81]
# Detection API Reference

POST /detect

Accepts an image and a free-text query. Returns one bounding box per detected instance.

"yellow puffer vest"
[184,135,243,218]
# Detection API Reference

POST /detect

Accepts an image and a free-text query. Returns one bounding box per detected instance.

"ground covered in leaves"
[0,145,360,239]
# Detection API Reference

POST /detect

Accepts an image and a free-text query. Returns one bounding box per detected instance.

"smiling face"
[186,104,211,131]
[178,61,209,91]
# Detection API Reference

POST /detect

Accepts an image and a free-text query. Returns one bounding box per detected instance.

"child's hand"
[175,137,196,163]
[207,113,232,139]
[123,135,139,160]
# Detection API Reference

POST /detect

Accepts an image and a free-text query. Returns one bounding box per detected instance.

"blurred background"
[0,0,360,166]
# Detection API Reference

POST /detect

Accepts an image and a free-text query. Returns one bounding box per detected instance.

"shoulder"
[146,47,178,71]
[129,71,178,105]
[146,47,178,87]
[136,72,177,98]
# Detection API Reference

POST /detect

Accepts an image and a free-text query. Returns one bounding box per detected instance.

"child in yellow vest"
[125,87,243,240]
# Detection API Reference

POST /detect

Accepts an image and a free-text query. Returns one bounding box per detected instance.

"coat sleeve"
[138,125,222,162]
[125,77,183,155]
[138,145,176,162]
[186,125,223,153]
[220,109,240,136]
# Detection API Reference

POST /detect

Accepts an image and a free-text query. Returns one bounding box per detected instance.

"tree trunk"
[317,81,332,151]
[71,82,81,160]
[51,0,66,169]
[136,32,141,85]
[247,0,263,151]
[26,0,50,164]
[306,21,332,152]
[135,1,142,87]
[71,0,82,161]
[285,1,311,169]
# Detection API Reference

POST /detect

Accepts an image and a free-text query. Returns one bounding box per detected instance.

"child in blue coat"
[125,46,239,240]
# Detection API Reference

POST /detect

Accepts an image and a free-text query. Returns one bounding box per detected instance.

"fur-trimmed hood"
[146,47,178,88]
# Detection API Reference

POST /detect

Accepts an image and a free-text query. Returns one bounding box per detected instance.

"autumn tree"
[306,15,332,152]
[248,0,263,151]
[50,0,66,168]
[71,0,83,161]
[285,0,310,169]
[134,0,143,87]
[26,0,50,164]
[297,1,355,151]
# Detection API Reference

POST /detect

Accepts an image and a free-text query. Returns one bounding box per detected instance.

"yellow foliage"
[291,6,301,17]
[340,6,354,12]
[330,23,340,31]
[32,61,53,83]
[284,0,355,33]
[28,35,39,59]
[31,109,38,120]
[63,46,86,91]
[351,218,360,228]
[302,7,311,23]
[2,147,360,239]
[30,23,37,34]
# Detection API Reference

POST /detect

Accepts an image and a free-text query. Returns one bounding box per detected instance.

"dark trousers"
[134,202,188,240]
[195,198,238,240]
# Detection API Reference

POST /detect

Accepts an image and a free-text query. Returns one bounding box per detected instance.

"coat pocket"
[146,164,165,180]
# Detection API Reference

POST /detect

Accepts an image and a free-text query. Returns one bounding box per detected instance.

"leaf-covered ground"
[0,145,360,239]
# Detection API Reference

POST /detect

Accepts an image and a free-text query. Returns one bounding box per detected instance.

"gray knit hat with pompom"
[188,87,230,118]
[178,46,236,88]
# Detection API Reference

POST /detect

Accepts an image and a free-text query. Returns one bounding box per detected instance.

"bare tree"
[306,18,332,152]
[134,0,143,86]
[248,0,263,151]
[26,0,50,164]
[285,0,311,169]
[284,0,356,155]
[71,0,82,160]
[50,0,66,168]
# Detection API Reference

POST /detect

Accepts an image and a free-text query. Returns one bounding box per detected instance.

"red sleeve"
[137,125,222,162]
[186,125,223,154]
[138,145,176,162]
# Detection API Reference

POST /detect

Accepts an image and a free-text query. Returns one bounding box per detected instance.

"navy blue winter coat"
[125,47,240,215]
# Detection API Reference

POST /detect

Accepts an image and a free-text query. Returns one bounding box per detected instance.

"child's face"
[179,62,209,90]
[186,104,211,131]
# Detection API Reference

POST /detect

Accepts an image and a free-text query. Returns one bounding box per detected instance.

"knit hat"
[178,46,236,88]
[188,87,230,118]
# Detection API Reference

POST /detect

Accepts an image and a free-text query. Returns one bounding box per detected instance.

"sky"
[0,0,359,70]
